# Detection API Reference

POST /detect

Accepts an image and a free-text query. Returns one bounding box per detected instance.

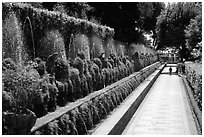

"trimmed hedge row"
[31,62,160,135]
[3,50,158,121]
[185,62,202,111]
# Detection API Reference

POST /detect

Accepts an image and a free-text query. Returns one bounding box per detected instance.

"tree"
[41,2,164,47]
[141,2,165,47]
[185,3,202,51]
[89,2,164,45]
[156,2,201,59]
[41,2,57,10]
[53,2,93,20]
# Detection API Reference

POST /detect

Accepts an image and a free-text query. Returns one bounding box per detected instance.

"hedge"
[185,62,202,111]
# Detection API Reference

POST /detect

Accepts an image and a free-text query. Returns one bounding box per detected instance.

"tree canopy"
[39,2,165,46]
[156,2,202,59]
[89,2,165,45]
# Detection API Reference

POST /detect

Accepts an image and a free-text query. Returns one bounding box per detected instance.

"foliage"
[53,2,93,20]
[54,58,69,81]
[185,12,202,51]
[156,2,201,59]
[90,100,100,125]
[58,113,78,135]
[69,68,82,99]
[2,91,15,112]
[69,108,87,135]
[185,62,202,111]
[2,2,161,132]
[43,120,61,135]
[89,2,165,44]
[2,66,41,113]
[3,2,114,37]
[2,2,115,64]
[79,102,93,130]
[32,62,160,134]
[84,61,94,93]
[73,57,84,73]
[2,58,19,71]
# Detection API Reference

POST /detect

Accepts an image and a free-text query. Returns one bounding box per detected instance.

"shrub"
[80,74,89,97]
[32,61,160,134]
[104,92,115,111]
[92,62,101,91]
[65,78,75,102]
[119,84,128,99]
[2,58,19,71]
[2,67,41,113]
[55,80,66,106]
[84,61,93,93]
[78,101,93,130]
[33,57,46,76]
[102,68,110,86]
[26,72,60,118]
[73,57,84,74]
[97,100,108,120]
[90,100,100,125]
[32,74,53,117]
[46,81,58,112]
[93,58,105,90]
[110,90,117,108]
[54,58,69,81]
[100,94,111,114]
[69,108,87,135]
[87,61,96,92]
[58,113,78,135]
[69,68,82,99]
[43,120,61,135]
[2,90,15,112]
[73,57,89,97]
[185,62,202,111]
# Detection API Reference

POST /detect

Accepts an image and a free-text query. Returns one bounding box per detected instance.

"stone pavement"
[122,66,198,135]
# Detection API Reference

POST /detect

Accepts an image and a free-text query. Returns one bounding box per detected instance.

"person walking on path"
[169,67,172,75]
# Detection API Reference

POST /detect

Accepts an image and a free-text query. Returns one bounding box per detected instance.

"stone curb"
[181,75,202,132]
[92,64,166,135]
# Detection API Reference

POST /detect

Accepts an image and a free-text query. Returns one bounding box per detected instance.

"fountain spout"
[23,16,35,59]
[68,34,74,59]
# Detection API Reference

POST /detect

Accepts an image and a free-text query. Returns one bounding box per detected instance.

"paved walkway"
[122,66,198,135]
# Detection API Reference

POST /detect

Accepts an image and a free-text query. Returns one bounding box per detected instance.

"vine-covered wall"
[2,2,156,65]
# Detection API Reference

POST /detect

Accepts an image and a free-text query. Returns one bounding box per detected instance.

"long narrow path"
[122,65,198,135]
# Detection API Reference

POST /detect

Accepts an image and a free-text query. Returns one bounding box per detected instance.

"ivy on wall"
[3,2,115,61]
[3,3,115,38]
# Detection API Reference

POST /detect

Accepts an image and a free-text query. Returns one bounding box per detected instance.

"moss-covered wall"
[2,2,156,64]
